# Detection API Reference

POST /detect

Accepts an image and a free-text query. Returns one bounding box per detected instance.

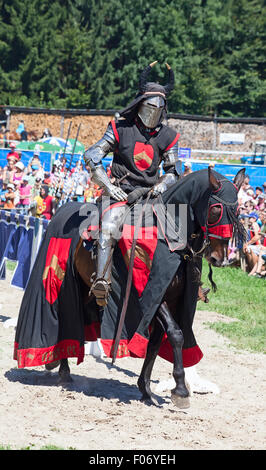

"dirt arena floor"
[0,269,265,451]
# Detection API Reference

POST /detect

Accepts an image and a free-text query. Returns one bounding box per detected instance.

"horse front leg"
[137,318,165,405]
[157,301,190,408]
[58,358,73,384]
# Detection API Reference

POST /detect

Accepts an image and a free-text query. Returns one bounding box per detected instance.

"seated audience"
[3,183,16,209]
[12,161,25,185]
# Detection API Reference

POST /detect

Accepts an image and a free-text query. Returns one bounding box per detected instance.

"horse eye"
[208,204,222,225]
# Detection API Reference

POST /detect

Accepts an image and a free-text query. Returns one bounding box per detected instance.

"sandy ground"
[0,269,265,451]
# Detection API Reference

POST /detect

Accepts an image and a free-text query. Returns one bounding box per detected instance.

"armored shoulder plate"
[162,141,179,168]
[84,123,116,169]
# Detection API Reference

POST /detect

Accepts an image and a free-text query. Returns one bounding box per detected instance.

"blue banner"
[183,161,266,189]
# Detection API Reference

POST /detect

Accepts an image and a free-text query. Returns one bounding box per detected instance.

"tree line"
[0,0,265,117]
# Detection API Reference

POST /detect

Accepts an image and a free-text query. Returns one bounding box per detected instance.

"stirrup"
[91,278,111,307]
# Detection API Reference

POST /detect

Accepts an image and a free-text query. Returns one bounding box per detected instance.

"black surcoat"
[110,119,180,191]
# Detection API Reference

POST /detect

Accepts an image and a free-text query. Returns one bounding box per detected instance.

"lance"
[54,121,72,200]
[62,120,72,161]
[68,123,81,171]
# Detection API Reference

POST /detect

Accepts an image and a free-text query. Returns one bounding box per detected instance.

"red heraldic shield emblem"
[133,141,154,171]
[42,237,72,304]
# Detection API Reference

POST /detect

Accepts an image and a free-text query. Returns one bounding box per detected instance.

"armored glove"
[91,165,128,202]
[151,173,177,197]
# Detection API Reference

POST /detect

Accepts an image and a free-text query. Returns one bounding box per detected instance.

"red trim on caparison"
[14,339,85,368]
[84,322,101,342]
[158,336,203,367]
[100,332,149,360]
[110,119,119,143]
[165,133,180,152]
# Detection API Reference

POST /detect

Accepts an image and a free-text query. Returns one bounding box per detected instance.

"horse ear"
[208,167,220,191]
[233,168,246,192]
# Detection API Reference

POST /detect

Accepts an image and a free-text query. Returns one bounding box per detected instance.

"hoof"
[45,361,60,371]
[171,392,190,409]
[140,394,159,407]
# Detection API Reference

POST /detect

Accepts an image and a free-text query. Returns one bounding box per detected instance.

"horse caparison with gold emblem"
[14,168,246,408]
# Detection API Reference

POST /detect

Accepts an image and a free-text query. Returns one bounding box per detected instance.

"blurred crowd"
[236,174,266,278]
[0,141,104,220]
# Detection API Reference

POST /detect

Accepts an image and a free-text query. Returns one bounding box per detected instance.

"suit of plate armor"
[84,62,181,306]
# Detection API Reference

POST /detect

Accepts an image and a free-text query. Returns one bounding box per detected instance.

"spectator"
[41,128,52,139]
[84,182,95,203]
[3,183,16,209]
[16,120,25,135]
[244,198,256,214]
[12,161,25,185]
[2,159,16,185]
[43,171,51,185]
[255,193,265,212]
[39,185,54,220]
[17,175,32,212]
[248,211,266,277]
[0,181,7,206]
[31,176,42,200]
[243,212,261,272]
[16,120,28,141]
[255,186,263,198]
[27,164,41,186]
[238,175,252,205]
[183,161,192,176]
[13,180,21,206]
[28,150,44,179]
[6,142,20,163]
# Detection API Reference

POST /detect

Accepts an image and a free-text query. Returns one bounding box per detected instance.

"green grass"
[6,261,17,271]
[197,259,266,354]
[0,444,76,450]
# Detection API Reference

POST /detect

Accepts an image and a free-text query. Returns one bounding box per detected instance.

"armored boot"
[91,236,113,307]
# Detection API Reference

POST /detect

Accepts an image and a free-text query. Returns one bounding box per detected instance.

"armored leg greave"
[91,204,127,306]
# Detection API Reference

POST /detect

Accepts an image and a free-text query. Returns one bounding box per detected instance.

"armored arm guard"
[152,140,180,196]
[84,123,116,170]
[84,123,127,202]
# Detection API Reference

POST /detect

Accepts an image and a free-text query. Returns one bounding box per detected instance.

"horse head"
[204,168,246,267]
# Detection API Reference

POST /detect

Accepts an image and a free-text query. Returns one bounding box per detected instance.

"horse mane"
[227,205,247,245]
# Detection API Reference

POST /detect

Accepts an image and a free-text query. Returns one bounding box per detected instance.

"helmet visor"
[138,96,165,128]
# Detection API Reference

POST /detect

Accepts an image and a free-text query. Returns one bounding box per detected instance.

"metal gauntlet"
[152,172,177,196]
[92,166,128,202]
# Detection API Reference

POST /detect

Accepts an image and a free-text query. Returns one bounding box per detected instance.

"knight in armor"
[84,62,182,306]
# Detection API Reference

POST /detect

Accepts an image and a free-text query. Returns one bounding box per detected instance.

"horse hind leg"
[137,318,165,405]
[157,302,190,409]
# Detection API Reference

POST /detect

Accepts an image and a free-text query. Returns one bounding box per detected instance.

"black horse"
[14,168,246,409]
